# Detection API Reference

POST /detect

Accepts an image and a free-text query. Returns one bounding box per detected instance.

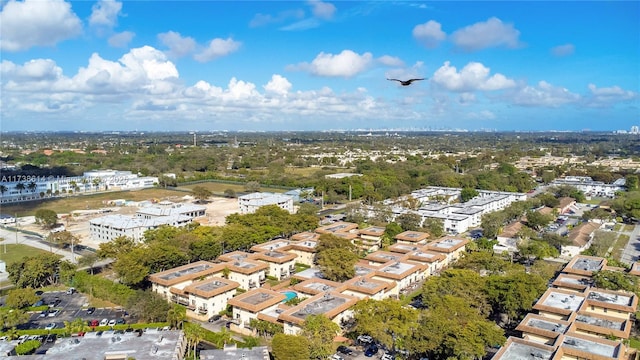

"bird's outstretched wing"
[408,78,425,82]
[387,78,402,82]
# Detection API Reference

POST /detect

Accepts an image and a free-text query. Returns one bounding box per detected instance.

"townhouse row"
[493,255,640,360]
[149,222,469,336]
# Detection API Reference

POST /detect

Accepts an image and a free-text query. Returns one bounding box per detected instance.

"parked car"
[35,290,44,296]
[337,345,354,356]
[89,319,99,327]
[331,355,344,360]
[381,353,395,360]
[108,319,117,326]
[87,307,96,314]
[45,334,57,343]
[45,323,56,330]
[48,309,60,317]
[99,318,109,326]
[208,314,221,322]
[66,287,76,295]
[357,335,374,344]
[364,345,378,357]
[33,299,45,307]
[39,310,49,318]
[116,318,126,325]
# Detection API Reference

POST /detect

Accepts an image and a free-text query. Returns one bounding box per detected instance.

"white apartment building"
[90,214,192,242]
[0,169,158,204]
[90,201,205,243]
[238,192,294,214]
[551,176,626,198]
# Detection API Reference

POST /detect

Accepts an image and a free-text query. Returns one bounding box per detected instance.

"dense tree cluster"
[94,205,318,286]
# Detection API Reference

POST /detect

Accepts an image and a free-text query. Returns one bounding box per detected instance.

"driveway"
[620,225,640,265]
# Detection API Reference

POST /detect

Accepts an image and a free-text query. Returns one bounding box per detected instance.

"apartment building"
[149,261,225,302]
[238,192,294,214]
[181,277,239,321]
[227,288,287,330]
[279,292,359,335]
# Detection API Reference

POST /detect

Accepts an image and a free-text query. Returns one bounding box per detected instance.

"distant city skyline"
[1,0,638,132]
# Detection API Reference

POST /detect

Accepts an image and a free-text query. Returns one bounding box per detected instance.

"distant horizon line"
[2,128,639,134]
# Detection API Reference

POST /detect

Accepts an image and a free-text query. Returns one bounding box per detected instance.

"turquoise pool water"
[281,291,297,302]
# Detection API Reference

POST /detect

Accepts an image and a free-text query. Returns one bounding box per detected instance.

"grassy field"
[178,182,287,195]
[0,188,189,216]
[0,244,60,288]
[0,244,56,266]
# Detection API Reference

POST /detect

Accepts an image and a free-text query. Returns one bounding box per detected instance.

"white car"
[99,318,109,326]
[45,323,56,330]
[108,319,117,326]
[17,335,29,344]
[48,309,60,317]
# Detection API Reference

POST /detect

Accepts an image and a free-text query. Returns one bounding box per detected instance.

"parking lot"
[25,290,133,330]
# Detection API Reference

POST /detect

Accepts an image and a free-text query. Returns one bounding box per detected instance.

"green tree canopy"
[5,288,40,309]
[405,296,505,360]
[592,270,637,292]
[191,185,212,202]
[271,333,310,360]
[352,298,419,352]
[34,209,58,229]
[301,314,340,360]
[8,253,62,288]
[460,187,479,202]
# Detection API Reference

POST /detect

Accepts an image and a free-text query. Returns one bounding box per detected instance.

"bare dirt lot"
[19,196,239,250]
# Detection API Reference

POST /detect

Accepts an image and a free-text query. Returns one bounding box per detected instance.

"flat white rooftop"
[561,335,619,358]
[541,291,584,312]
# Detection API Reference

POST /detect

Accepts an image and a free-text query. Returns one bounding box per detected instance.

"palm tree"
[81,178,89,192]
[27,181,37,193]
[92,178,101,192]
[184,322,206,357]
[166,304,186,330]
[0,184,7,196]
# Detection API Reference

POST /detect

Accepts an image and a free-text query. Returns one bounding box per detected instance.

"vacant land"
[178,182,287,195]
[0,188,190,216]
[0,244,54,266]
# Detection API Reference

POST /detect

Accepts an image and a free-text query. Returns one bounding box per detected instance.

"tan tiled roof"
[149,261,224,286]
[227,288,286,313]
[567,222,600,247]
[394,230,430,243]
[183,277,239,298]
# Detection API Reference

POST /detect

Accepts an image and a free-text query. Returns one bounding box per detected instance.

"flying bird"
[387,78,426,86]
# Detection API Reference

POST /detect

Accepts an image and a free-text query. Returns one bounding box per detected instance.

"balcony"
[248,280,256,289]
[197,306,208,314]
[170,296,190,306]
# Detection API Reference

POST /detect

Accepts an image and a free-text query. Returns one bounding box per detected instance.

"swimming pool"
[281,291,298,302]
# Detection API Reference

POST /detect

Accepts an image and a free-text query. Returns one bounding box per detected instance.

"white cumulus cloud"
[510,81,580,107]
[264,74,292,95]
[158,31,197,58]
[0,0,82,52]
[194,37,242,62]
[413,20,446,49]
[291,50,373,78]
[432,61,516,92]
[450,17,521,51]
[89,0,123,28]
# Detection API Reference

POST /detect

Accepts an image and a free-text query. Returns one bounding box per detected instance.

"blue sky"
[1,0,638,132]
